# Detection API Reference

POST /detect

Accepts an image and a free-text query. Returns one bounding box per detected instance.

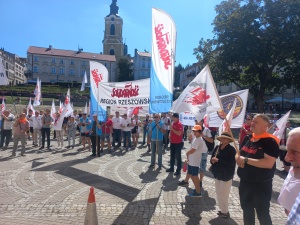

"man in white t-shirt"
[112,111,122,149]
[32,111,43,147]
[278,127,300,218]
[185,125,206,197]
[120,113,132,151]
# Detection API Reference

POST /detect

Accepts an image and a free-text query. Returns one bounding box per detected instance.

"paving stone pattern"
[0,137,288,225]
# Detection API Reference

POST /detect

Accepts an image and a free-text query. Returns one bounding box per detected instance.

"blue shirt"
[286,192,300,225]
[150,121,164,141]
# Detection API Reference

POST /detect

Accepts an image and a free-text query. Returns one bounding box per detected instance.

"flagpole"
[207,66,239,154]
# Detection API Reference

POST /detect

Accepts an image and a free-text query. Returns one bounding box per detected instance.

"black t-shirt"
[237,135,279,183]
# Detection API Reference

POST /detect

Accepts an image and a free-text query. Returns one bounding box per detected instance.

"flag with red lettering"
[273,110,291,141]
[0,59,9,86]
[90,61,108,121]
[33,77,41,106]
[61,88,73,118]
[218,98,237,134]
[50,99,56,119]
[150,8,176,113]
[170,65,222,122]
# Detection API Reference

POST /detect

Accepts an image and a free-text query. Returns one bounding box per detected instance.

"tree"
[194,0,300,112]
[117,58,133,82]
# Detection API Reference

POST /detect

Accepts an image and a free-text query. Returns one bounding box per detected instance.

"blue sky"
[0,0,222,67]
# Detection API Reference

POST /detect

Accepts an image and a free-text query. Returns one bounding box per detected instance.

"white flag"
[80,71,88,91]
[218,98,237,135]
[50,99,56,119]
[33,77,41,106]
[273,110,291,140]
[170,65,222,122]
[84,102,88,114]
[0,59,9,86]
[27,97,35,114]
[61,88,73,118]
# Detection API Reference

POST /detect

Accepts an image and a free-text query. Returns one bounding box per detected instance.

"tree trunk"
[255,90,265,113]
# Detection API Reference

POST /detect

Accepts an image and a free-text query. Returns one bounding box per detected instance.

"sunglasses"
[154,116,158,118]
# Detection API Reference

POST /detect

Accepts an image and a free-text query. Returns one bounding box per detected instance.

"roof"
[27,46,116,62]
[137,51,151,57]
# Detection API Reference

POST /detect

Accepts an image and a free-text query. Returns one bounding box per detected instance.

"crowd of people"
[0,108,299,224]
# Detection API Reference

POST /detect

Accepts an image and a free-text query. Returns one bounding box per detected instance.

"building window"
[52,58,56,63]
[59,68,64,75]
[82,61,86,66]
[51,68,56,74]
[110,24,115,35]
[60,59,64,64]
[142,62,145,68]
[110,49,115,55]
[34,56,38,62]
[70,60,74,65]
[81,70,85,76]
[33,66,38,73]
[70,69,74,75]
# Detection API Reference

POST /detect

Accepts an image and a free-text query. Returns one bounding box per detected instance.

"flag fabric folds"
[149,8,176,114]
[273,110,291,140]
[33,77,42,106]
[80,71,88,91]
[50,99,56,119]
[27,97,35,114]
[218,98,237,135]
[170,65,222,122]
[60,88,73,118]
[90,61,108,121]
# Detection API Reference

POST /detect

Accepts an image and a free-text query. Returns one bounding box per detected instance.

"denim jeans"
[151,140,163,167]
[112,129,122,147]
[170,142,182,173]
[41,127,51,147]
[142,128,148,144]
[239,179,273,225]
[122,131,131,148]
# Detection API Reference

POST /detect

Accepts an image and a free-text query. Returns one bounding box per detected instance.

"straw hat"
[216,131,234,142]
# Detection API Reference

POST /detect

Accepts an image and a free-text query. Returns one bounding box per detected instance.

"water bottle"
[182,163,187,172]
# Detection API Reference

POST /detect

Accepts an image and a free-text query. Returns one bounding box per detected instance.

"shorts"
[101,133,110,142]
[187,165,199,176]
[81,132,90,137]
[30,127,33,133]
[199,152,208,172]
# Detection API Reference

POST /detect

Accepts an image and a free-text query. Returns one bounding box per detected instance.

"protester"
[239,114,253,144]
[112,111,122,149]
[40,109,53,150]
[121,113,132,151]
[161,112,171,150]
[210,132,236,219]
[78,112,91,151]
[0,110,15,150]
[279,121,293,172]
[11,113,29,157]
[66,117,77,149]
[185,125,206,197]
[32,111,42,147]
[278,127,300,219]
[142,114,150,145]
[101,114,112,153]
[53,112,65,149]
[90,114,102,157]
[26,109,34,140]
[166,113,183,176]
[236,114,279,225]
[131,114,141,147]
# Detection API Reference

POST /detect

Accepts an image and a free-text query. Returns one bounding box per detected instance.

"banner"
[171,65,222,122]
[0,59,9,86]
[179,112,196,126]
[98,78,150,107]
[208,89,249,128]
[110,105,149,117]
[90,61,108,121]
[149,8,176,113]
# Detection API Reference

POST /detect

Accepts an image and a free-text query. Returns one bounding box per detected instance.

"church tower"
[103,0,126,57]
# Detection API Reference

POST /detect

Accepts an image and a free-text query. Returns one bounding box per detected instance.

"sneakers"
[189,190,202,197]
[217,211,230,219]
[174,171,181,176]
[166,168,174,173]
[178,180,189,187]
[10,153,16,157]
[20,153,26,157]
[148,164,154,168]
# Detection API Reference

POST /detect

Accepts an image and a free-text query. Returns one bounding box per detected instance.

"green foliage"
[117,58,133,82]
[174,63,184,87]
[194,0,300,112]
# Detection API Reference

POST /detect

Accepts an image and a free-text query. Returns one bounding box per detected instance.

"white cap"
[92,113,97,117]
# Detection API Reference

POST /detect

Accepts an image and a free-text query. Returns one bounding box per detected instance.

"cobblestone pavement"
[0,137,288,225]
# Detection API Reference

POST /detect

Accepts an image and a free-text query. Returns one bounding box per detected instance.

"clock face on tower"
[111,17,115,21]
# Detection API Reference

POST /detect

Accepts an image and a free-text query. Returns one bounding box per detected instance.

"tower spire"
[108,0,119,16]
